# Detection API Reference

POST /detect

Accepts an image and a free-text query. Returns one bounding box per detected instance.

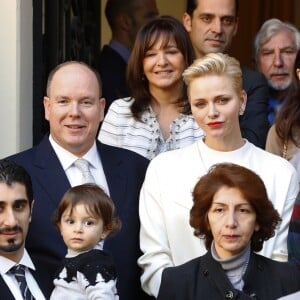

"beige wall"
[0,0,32,157]
[100,0,186,46]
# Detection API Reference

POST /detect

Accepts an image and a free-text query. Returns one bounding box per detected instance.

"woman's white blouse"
[98,98,204,160]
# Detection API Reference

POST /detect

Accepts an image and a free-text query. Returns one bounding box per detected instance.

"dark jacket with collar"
[158,250,300,300]
[0,265,52,299]
[7,135,150,300]
[98,45,130,114]
[240,66,270,149]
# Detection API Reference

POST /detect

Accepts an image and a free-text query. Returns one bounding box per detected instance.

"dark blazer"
[98,45,130,114]
[240,66,270,149]
[7,135,150,300]
[158,251,300,300]
[0,264,52,299]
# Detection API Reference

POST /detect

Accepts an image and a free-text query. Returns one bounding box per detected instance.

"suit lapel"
[97,142,127,215]
[0,276,15,300]
[32,136,71,207]
[198,252,240,299]
[30,268,52,299]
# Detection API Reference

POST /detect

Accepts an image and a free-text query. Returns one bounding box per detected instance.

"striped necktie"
[10,264,34,300]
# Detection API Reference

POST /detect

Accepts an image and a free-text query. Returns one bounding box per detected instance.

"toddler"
[50,183,121,299]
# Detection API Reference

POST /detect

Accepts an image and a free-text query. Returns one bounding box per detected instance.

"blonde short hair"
[182,53,242,93]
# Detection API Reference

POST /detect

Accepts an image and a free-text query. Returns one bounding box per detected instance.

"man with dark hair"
[0,159,51,299]
[183,0,270,148]
[99,0,159,114]
[7,61,150,300]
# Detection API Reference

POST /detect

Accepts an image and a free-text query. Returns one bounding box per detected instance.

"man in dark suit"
[7,61,150,300]
[0,159,52,299]
[99,0,159,114]
[183,0,270,148]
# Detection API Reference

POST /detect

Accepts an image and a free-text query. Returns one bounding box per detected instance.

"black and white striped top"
[98,98,204,160]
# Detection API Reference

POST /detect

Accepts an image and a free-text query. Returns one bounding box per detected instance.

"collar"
[66,243,103,258]
[109,39,130,63]
[211,242,251,271]
[49,135,100,171]
[0,249,35,275]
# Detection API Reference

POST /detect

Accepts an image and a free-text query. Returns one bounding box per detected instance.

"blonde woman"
[138,53,298,297]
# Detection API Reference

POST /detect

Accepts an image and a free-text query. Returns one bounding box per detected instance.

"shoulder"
[241,65,268,92]
[160,254,213,293]
[252,253,300,276]
[162,256,201,281]
[65,250,117,285]
[248,142,295,172]
[265,125,282,151]
[7,147,34,162]
[98,141,149,165]
[244,253,300,297]
[241,65,266,82]
[6,135,50,166]
[145,142,200,179]
[267,124,276,138]
[106,98,134,114]
[144,143,198,179]
[150,142,199,165]
[75,249,115,266]
[99,45,124,63]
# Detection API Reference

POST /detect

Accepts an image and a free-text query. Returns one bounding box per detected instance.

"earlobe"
[101,231,109,240]
[240,90,247,111]
[296,68,300,80]
[29,200,34,222]
[233,17,239,37]
[99,98,106,122]
[44,96,50,121]
[101,227,112,241]
[254,223,260,232]
[100,97,106,109]
[118,13,132,32]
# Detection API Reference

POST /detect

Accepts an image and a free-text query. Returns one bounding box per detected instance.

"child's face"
[59,203,109,252]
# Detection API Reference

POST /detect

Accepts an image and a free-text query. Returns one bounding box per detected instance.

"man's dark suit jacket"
[98,45,130,114]
[240,66,270,149]
[8,135,150,300]
[0,263,52,299]
[158,250,300,300]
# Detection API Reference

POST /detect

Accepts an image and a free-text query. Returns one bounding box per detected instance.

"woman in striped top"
[98,16,204,160]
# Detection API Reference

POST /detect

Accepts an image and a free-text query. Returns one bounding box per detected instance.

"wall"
[230,0,300,67]
[0,0,32,157]
[1,0,299,158]
[100,0,300,68]
[100,0,186,46]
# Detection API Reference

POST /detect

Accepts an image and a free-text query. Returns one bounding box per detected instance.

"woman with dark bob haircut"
[191,162,280,252]
[99,15,203,160]
[158,163,300,300]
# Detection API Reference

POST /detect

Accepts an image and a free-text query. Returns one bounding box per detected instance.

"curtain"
[230,0,299,68]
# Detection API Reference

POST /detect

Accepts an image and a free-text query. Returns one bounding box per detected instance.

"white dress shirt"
[49,135,110,195]
[0,250,46,300]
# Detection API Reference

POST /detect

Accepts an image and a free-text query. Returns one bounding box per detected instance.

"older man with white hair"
[254,18,300,125]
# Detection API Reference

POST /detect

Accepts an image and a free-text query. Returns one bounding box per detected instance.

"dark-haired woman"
[98,16,203,160]
[158,163,300,300]
[266,50,300,182]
